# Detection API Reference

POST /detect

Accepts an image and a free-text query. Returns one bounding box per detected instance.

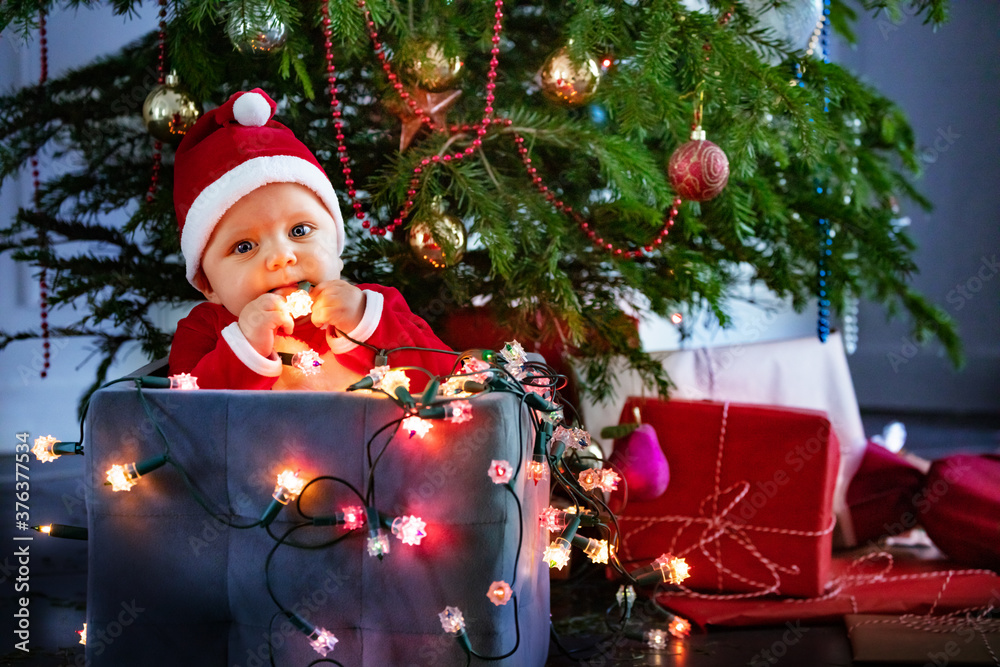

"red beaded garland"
[34,9,51,378]
[323,0,506,235]
[510,131,679,259]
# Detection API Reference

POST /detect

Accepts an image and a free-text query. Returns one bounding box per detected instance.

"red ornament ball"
[668,139,730,201]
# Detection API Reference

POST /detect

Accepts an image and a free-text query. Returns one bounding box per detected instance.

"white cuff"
[328,289,384,354]
[221,322,283,377]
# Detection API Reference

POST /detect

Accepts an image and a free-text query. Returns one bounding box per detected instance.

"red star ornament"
[384,87,462,152]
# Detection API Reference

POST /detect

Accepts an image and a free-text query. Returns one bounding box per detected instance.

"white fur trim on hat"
[181,155,345,285]
[232,92,272,127]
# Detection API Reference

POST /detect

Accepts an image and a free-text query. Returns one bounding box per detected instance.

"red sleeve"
[332,285,455,391]
[169,303,280,390]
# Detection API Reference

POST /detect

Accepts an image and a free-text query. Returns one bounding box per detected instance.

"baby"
[168,89,452,391]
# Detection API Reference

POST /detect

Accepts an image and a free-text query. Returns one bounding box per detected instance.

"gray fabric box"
[85,385,550,666]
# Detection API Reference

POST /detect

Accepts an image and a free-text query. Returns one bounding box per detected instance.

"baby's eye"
[234,240,255,255]
[290,224,311,238]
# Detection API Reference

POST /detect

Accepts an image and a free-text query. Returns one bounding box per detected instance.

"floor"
[1,409,996,666]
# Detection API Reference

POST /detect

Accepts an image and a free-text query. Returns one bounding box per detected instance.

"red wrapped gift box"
[660,547,1000,628]
[612,398,839,598]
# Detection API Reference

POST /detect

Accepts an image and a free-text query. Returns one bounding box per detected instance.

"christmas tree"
[0,0,960,405]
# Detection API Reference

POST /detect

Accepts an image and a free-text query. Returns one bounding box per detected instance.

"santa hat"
[173,88,345,286]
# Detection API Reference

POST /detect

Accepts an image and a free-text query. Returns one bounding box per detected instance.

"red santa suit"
[169,284,453,392]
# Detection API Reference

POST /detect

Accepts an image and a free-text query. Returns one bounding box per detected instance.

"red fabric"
[612,398,839,598]
[173,89,322,232]
[920,455,1000,570]
[169,284,453,391]
[659,550,1000,628]
[846,441,925,544]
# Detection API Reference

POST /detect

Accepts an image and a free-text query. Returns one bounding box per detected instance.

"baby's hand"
[310,280,365,333]
[238,293,295,357]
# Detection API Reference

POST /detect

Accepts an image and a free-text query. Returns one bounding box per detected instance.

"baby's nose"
[266,240,297,269]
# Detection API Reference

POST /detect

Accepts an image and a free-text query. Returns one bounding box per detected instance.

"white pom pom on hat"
[232,91,273,127]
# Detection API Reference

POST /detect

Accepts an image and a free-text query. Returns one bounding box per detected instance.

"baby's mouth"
[269,284,302,297]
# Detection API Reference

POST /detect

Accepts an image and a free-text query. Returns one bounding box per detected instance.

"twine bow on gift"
[621,402,836,600]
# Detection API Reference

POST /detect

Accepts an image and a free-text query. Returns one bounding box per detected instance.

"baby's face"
[196,182,341,316]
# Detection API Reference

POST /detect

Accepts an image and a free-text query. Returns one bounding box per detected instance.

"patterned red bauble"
[667,129,730,201]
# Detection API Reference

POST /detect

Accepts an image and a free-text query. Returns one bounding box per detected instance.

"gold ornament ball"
[402,41,463,92]
[539,46,600,106]
[408,205,467,269]
[142,72,201,145]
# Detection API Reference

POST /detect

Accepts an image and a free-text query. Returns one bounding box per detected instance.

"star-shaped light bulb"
[32,435,60,463]
[447,400,473,424]
[438,606,465,634]
[527,460,549,485]
[487,581,513,606]
[645,628,669,649]
[488,460,514,485]
[106,464,136,492]
[307,627,338,656]
[401,416,433,438]
[341,505,365,531]
[285,289,313,319]
[78,623,87,645]
[273,469,306,504]
[391,515,427,546]
[653,553,690,585]
[544,539,572,570]
[583,538,611,564]
[377,369,411,396]
[669,616,692,638]
[168,373,199,390]
[291,349,323,375]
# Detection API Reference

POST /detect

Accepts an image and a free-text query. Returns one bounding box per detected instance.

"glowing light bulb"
[538,506,568,532]
[668,616,692,638]
[40,525,52,534]
[291,349,323,375]
[401,415,433,438]
[540,406,564,425]
[645,628,669,649]
[488,460,514,484]
[527,460,549,485]
[616,584,636,608]
[598,469,621,492]
[367,529,391,558]
[653,553,690,585]
[377,369,410,396]
[544,539,572,570]
[583,538,611,564]
[440,376,472,397]
[285,289,314,319]
[106,464,135,491]
[341,505,365,531]
[78,623,87,645]
[447,400,473,424]
[487,581,512,606]
[105,455,168,492]
[273,470,306,504]
[307,627,338,656]
[577,468,602,491]
[32,435,60,463]
[670,312,683,325]
[461,357,491,383]
[553,426,591,451]
[168,373,199,390]
[391,515,427,546]
[438,606,465,634]
[500,340,525,365]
